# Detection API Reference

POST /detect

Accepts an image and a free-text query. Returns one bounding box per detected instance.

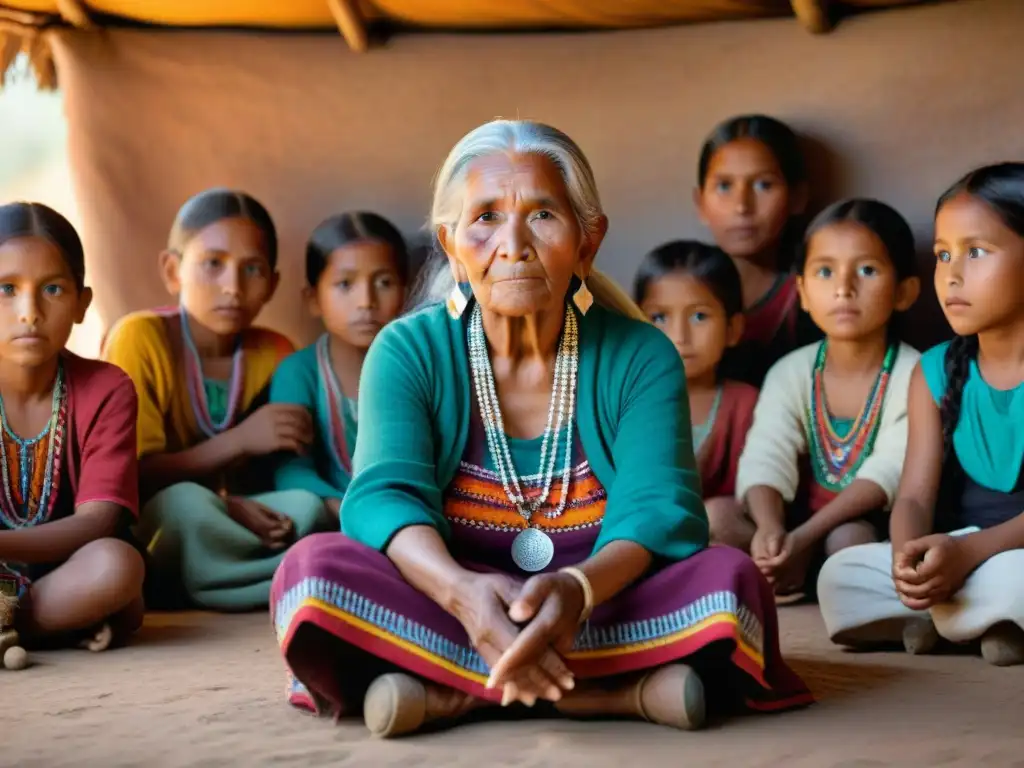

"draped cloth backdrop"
[47,0,1024,348]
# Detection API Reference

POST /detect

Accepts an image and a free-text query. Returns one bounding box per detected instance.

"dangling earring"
[447,281,469,319]
[573,275,593,316]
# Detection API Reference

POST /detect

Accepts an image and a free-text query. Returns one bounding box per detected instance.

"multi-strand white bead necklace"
[467,302,579,572]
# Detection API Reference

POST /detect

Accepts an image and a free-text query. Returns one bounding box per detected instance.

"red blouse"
[697,380,758,500]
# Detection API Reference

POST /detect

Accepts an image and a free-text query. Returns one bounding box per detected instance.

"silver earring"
[447,282,468,319]
[573,277,593,315]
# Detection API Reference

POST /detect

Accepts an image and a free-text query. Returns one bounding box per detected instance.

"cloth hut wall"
[47,0,1024,349]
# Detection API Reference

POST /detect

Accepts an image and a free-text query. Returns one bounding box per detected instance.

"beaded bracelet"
[559,566,594,624]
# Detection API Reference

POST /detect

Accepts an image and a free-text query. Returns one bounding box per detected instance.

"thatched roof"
[0,0,951,88]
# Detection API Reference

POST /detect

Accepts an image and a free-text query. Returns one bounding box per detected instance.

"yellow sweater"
[103,310,294,458]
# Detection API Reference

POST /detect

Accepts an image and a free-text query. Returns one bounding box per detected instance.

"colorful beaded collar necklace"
[177,307,246,437]
[0,362,67,530]
[315,334,353,475]
[808,341,897,492]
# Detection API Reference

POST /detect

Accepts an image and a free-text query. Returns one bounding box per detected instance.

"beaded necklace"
[0,362,67,530]
[808,341,898,491]
[467,301,578,572]
[178,307,246,437]
[691,386,723,455]
[315,334,353,475]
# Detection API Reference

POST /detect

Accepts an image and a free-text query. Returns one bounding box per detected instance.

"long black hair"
[305,212,410,288]
[0,202,86,290]
[633,240,743,317]
[935,163,1024,469]
[168,188,278,268]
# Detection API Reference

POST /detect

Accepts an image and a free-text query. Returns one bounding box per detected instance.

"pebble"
[4,645,28,671]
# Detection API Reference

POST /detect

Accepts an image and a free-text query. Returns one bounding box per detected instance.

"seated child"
[819,163,1024,665]
[270,211,409,711]
[735,199,921,601]
[271,212,409,515]
[694,114,822,386]
[0,202,144,649]
[634,240,758,548]
[103,188,331,612]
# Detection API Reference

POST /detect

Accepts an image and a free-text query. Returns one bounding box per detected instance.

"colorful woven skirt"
[271,531,812,717]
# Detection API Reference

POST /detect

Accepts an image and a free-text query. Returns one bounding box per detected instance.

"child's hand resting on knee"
[892,534,972,610]
[226,497,295,550]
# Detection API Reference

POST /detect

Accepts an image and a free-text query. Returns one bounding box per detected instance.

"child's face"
[695,138,800,264]
[934,193,1024,337]
[309,241,405,350]
[798,221,918,342]
[161,217,278,336]
[0,236,91,368]
[641,272,742,384]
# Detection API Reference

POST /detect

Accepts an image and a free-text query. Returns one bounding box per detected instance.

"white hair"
[418,119,646,321]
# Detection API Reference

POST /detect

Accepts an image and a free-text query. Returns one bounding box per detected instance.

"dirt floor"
[5,605,1022,767]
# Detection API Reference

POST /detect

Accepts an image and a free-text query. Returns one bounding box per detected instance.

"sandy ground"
[5,606,1023,767]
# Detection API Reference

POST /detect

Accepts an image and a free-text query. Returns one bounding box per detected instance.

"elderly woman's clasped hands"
[451,571,587,705]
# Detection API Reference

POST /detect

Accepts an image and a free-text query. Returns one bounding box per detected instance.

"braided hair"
[934,162,1024,478]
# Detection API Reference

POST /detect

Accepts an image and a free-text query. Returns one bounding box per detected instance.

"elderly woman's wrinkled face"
[439,152,600,318]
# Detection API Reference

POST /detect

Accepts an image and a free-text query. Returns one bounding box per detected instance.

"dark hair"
[799,198,917,345]
[0,202,86,290]
[305,211,410,287]
[935,163,1024,469]
[633,240,743,317]
[697,115,807,271]
[797,198,917,280]
[168,188,278,269]
[697,114,806,189]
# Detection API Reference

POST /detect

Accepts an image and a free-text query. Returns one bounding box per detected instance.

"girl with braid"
[819,163,1024,666]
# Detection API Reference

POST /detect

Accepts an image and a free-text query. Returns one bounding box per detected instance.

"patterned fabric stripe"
[274,578,765,676]
[444,459,607,531]
[286,671,317,714]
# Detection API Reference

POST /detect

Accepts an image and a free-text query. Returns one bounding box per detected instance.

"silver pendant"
[511,527,554,573]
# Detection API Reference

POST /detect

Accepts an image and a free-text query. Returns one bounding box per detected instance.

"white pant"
[817,528,1024,645]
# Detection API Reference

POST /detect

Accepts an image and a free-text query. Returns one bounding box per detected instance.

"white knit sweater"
[735,341,920,508]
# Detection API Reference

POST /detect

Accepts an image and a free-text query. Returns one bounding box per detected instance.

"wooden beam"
[326,0,368,52]
[55,0,94,30]
[790,0,833,34]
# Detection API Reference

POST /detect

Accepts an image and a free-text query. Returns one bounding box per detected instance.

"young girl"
[819,164,1024,665]
[271,211,409,711]
[0,202,144,649]
[271,212,409,516]
[736,199,921,601]
[103,189,330,612]
[694,114,821,386]
[634,240,758,548]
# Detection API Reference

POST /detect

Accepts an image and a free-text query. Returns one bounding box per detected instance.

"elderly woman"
[271,120,811,737]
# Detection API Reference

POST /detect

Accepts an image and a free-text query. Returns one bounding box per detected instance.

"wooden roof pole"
[55,0,94,29]
[326,0,368,52]
[790,0,834,33]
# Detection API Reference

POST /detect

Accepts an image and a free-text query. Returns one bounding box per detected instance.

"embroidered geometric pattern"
[274,578,764,676]
[444,458,607,533]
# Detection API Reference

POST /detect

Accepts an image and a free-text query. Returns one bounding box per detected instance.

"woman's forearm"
[385,525,474,615]
[576,540,652,606]
[798,479,888,544]
[745,485,787,530]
